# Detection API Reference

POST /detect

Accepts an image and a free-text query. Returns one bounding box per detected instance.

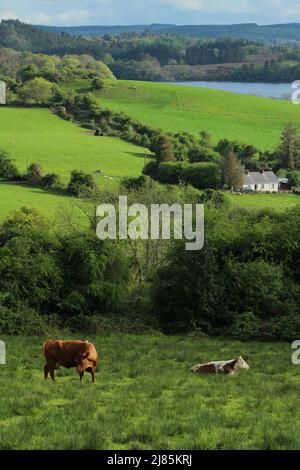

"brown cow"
[43,340,99,382]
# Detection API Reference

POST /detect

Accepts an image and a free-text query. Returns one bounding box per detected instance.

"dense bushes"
[151,204,300,340]
[147,161,220,189]
[0,208,130,335]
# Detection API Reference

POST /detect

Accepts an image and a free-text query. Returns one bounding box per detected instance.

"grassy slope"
[0,107,148,218]
[0,107,148,183]
[0,182,89,224]
[0,335,299,450]
[97,80,300,150]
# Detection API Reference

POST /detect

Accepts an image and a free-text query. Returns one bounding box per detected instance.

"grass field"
[0,106,149,219]
[97,80,300,150]
[0,107,148,184]
[228,193,300,211]
[0,182,89,223]
[0,335,299,450]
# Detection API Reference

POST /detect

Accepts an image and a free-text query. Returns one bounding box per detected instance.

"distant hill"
[38,22,300,42]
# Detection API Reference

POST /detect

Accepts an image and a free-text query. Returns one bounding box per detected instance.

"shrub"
[26,162,43,186]
[143,160,159,179]
[0,305,46,335]
[231,312,263,340]
[41,173,63,190]
[0,150,20,180]
[155,161,220,189]
[67,170,97,197]
[182,163,220,189]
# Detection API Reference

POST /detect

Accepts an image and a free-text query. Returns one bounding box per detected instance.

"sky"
[1,0,300,26]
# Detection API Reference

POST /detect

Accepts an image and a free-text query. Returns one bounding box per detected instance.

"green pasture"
[97,80,300,150]
[0,335,298,450]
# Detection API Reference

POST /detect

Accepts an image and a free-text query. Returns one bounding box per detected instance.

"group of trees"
[0,46,113,104]
[3,20,295,82]
[1,188,300,340]
[0,208,129,335]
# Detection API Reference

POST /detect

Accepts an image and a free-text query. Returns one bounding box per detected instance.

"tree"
[278,123,300,169]
[221,150,243,190]
[26,163,43,186]
[153,134,175,163]
[67,170,97,197]
[18,64,39,83]
[0,150,19,180]
[19,77,53,105]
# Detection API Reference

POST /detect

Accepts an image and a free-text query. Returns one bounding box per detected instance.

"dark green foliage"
[58,233,129,318]
[155,161,220,189]
[286,170,300,188]
[152,243,226,334]
[0,208,130,334]
[142,160,159,179]
[277,123,300,169]
[67,170,97,197]
[25,162,43,185]
[41,173,62,190]
[151,205,300,339]
[0,304,46,335]
[221,151,244,189]
[0,150,20,180]
[153,134,175,163]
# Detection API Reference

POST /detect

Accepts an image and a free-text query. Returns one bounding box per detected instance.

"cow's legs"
[79,371,84,382]
[44,363,49,380]
[91,369,96,383]
[49,367,55,381]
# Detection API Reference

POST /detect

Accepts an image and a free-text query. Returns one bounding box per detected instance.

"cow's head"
[75,352,89,373]
[236,356,250,370]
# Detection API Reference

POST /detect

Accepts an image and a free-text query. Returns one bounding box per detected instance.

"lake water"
[166,81,294,100]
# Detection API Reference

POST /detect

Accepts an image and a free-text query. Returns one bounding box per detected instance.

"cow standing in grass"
[191,356,250,376]
[43,340,99,382]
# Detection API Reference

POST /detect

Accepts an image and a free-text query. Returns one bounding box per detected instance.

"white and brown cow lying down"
[191,356,249,376]
[43,340,99,382]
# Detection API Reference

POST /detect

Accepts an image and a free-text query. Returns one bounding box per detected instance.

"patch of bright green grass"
[97,80,300,150]
[0,107,148,185]
[0,182,87,224]
[0,335,299,450]
[228,193,300,211]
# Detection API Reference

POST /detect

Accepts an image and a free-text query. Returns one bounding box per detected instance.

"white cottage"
[243,170,279,193]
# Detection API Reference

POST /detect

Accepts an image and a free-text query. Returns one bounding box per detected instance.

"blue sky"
[1,0,300,26]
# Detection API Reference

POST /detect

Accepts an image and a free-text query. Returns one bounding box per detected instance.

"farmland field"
[227,193,300,211]
[0,335,299,450]
[0,182,88,222]
[0,107,148,184]
[0,106,148,218]
[97,80,300,149]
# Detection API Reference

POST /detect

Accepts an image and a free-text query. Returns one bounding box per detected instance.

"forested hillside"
[3,20,300,82]
[40,22,300,42]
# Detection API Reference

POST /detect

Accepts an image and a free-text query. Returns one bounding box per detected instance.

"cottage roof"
[243,171,278,186]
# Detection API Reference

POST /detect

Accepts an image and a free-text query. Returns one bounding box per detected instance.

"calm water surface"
[165,81,293,100]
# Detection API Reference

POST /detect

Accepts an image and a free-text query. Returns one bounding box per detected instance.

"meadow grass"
[0,182,89,223]
[0,106,148,220]
[0,335,299,450]
[97,80,300,150]
[227,193,300,211]
[0,107,148,184]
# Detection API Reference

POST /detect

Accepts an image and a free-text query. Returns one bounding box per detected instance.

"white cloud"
[165,0,255,14]
[166,0,203,10]
[58,10,91,23]
[0,10,17,20]
[25,13,51,24]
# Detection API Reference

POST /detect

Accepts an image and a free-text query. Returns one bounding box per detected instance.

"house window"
[272,184,275,188]
[261,184,265,189]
